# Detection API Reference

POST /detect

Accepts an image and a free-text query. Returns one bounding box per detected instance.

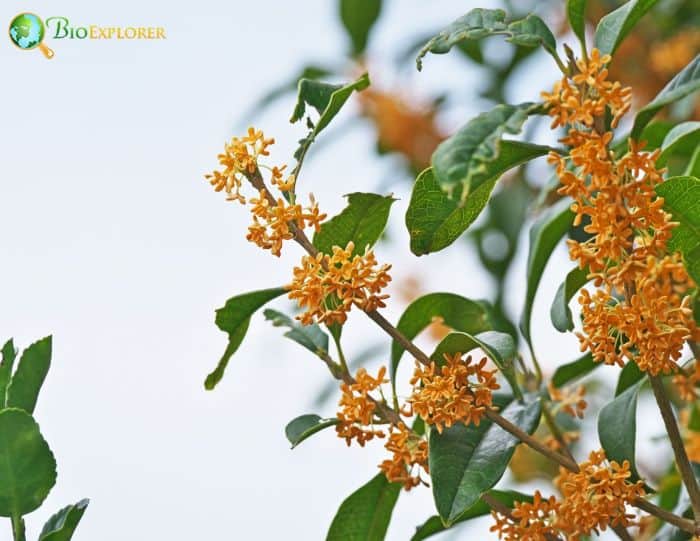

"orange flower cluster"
[205,127,324,256]
[359,88,445,172]
[336,367,429,490]
[491,491,559,541]
[674,361,700,401]
[336,367,388,447]
[286,242,392,326]
[555,450,645,538]
[544,49,697,375]
[650,29,700,78]
[409,353,499,433]
[681,409,700,463]
[247,190,325,256]
[491,450,645,540]
[379,423,429,490]
[547,382,587,419]
[541,49,631,129]
[205,127,274,203]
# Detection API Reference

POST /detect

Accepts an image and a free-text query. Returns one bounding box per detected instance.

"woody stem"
[649,375,700,521]
[541,403,577,465]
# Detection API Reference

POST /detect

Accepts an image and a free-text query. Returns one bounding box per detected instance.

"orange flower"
[246,190,325,256]
[554,450,645,538]
[409,353,499,432]
[490,491,559,541]
[336,367,388,447]
[548,382,587,419]
[286,242,392,326]
[674,362,700,402]
[378,423,429,490]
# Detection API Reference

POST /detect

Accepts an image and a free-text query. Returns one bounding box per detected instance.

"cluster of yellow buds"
[543,49,697,376]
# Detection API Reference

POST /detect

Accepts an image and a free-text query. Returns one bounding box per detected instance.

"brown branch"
[633,497,699,535]
[650,375,700,520]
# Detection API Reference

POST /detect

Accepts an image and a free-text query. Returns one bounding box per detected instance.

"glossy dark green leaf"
[429,394,541,524]
[205,288,287,390]
[593,0,659,56]
[263,309,329,357]
[431,103,537,196]
[551,353,598,388]
[285,414,339,449]
[406,143,550,255]
[314,193,395,256]
[431,331,521,399]
[566,0,587,50]
[632,55,700,140]
[550,267,589,332]
[656,176,700,283]
[615,360,645,396]
[6,336,51,414]
[390,293,491,387]
[326,473,401,541]
[39,499,89,541]
[417,9,558,70]
[519,198,575,358]
[411,490,532,540]
[339,0,382,56]
[0,339,17,408]
[0,408,57,517]
[598,379,645,481]
[658,122,700,167]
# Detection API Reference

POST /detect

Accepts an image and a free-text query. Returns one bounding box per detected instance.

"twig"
[649,375,700,521]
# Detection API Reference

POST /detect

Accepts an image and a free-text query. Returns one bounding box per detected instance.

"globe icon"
[8,13,54,58]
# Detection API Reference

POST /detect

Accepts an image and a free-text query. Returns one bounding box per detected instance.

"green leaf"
[551,353,598,388]
[339,0,382,56]
[656,176,700,283]
[431,103,538,197]
[632,55,700,140]
[406,143,551,255]
[593,0,659,56]
[326,473,401,541]
[0,339,17,408]
[598,379,645,481]
[6,336,51,414]
[205,288,287,390]
[314,193,395,256]
[566,0,587,51]
[291,73,369,143]
[263,309,329,357]
[550,266,589,332]
[519,198,575,358]
[429,394,541,524]
[39,499,89,541]
[285,414,339,449]
[658,122,700,167]
[390,293,491,387]
[0,408,57,517]
[615,360,645,396]
[416,9,558,70]
[411,490,532,540]
[290,73,370,184]
[431,331,522,399]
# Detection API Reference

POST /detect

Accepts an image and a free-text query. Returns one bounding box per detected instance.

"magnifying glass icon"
[9,13,55,59]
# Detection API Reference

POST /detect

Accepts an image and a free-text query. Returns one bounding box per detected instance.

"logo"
[9,13,167,59]
[8,13,54,58]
